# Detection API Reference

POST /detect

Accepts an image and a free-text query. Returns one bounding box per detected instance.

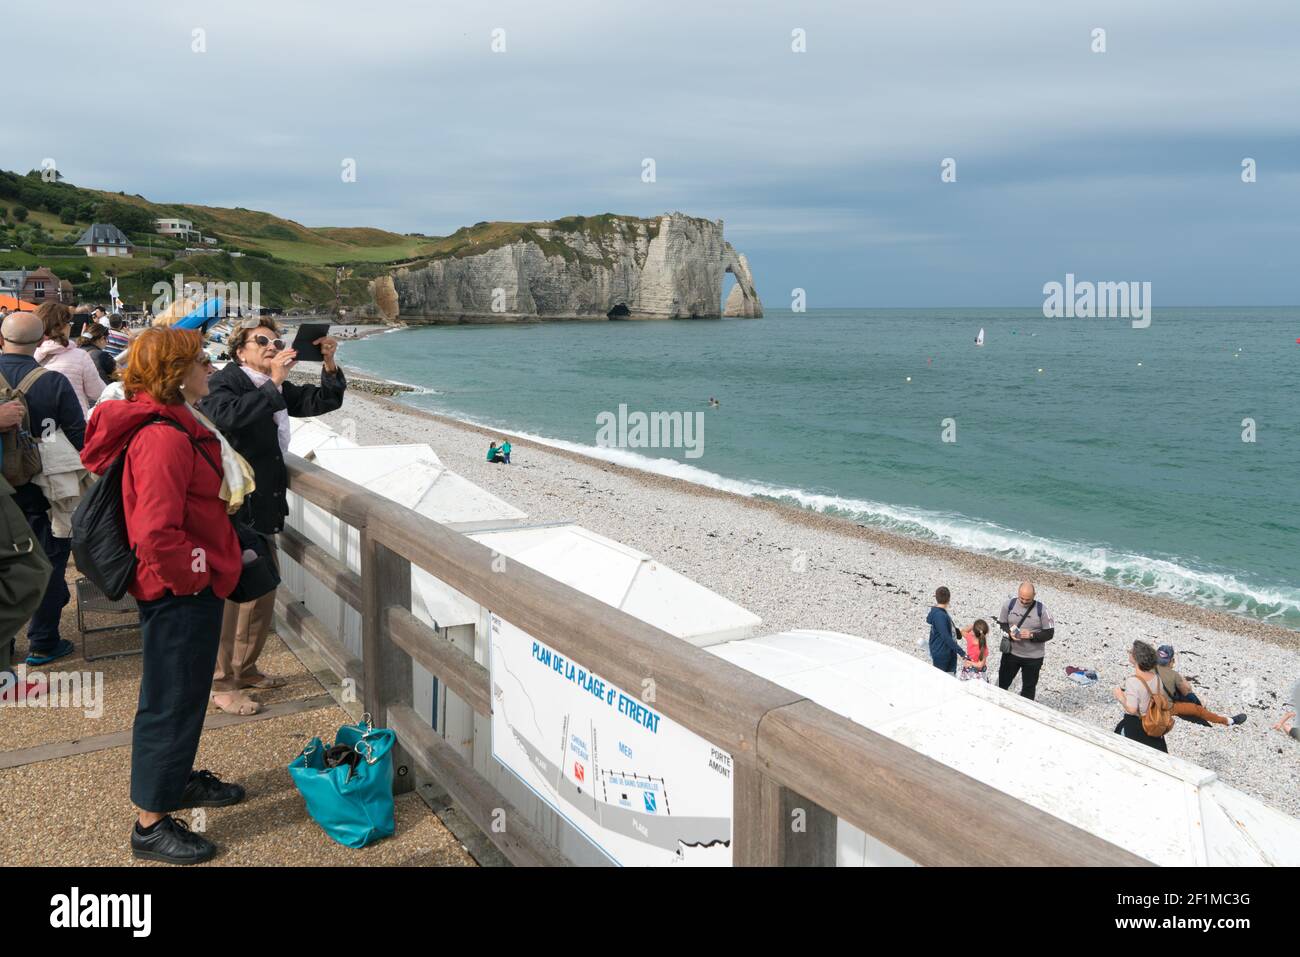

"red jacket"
[80,393,241,602]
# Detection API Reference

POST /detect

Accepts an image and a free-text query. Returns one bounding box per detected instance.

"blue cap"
[1156,644,1174,665]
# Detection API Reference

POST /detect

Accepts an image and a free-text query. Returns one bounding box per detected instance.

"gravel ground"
[4,628,317,751]
[317,392,1300,820]
[0,705,476,867]
[1,561,476,867]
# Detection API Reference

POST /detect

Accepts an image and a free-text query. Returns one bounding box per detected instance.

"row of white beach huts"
[279,418,1300,867]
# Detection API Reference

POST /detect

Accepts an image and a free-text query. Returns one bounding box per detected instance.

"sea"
[337,307,1300,630]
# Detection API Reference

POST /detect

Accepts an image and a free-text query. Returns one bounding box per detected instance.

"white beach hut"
[307,445,530,731]
[281,420,363,648]
[705,629,1300,867]
[287,417,358,461]
[283,435,529,660]
[311,442,445,479]
[279,426,537,756]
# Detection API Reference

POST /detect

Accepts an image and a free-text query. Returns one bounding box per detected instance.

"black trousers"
[131,588,224,813]
[998,653,1044,700]
[20,506,71,654]
[1113,713,1169,753]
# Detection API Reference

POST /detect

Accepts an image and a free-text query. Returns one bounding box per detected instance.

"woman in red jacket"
[80,328,245,865]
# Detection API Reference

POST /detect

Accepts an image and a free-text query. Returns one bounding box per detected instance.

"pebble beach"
[314,383,1300,820]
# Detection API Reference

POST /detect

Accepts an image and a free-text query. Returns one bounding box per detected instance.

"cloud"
[5,0,1298,304]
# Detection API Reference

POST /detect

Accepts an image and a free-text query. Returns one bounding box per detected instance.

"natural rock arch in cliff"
[721,244,763,318]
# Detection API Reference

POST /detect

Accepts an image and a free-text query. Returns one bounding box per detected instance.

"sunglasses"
[195,354,213,367]
[251,334,286,351]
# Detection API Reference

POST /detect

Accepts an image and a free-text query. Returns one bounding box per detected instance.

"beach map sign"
[489,614,733,865]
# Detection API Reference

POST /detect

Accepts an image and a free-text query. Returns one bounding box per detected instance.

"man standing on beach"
[997,582,1055,700]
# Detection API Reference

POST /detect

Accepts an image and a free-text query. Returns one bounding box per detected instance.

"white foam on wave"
[435,413,1300,626]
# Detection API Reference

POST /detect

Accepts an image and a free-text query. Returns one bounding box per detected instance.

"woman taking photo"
[199,320,345,715]
[80,327,245,865]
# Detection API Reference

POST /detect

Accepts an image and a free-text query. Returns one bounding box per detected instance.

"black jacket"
[80,343,117,384]
[198,362,346,534]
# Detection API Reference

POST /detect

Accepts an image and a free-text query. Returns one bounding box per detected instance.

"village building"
[0,266,61,304]
[75,223,135,257]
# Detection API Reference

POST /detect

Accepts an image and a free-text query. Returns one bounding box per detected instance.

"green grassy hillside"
[0,169,668,311]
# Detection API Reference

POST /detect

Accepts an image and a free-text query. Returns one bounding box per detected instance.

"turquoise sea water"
[338,308,1300,629]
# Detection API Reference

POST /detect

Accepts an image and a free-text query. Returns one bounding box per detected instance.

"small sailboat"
[975,327,985,347]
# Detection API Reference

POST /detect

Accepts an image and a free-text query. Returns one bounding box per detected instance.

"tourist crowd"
[1,305,345,865]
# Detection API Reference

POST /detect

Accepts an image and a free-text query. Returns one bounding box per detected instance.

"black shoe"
[131,815,216,865]
[177,769,246,809]
[1231,714,1248,726]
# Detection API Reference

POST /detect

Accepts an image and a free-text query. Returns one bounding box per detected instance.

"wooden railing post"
[361,528,414,795]
[733,764,837,866]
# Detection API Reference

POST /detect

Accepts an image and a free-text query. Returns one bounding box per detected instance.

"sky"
[5,0,1299,307]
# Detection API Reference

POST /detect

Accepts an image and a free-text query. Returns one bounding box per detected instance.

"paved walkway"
[0,572,477,867]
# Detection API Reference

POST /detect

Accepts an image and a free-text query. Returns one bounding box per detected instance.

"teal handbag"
[289,715,396,848]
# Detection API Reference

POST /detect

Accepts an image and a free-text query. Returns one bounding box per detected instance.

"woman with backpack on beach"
[1112,639,1174,753]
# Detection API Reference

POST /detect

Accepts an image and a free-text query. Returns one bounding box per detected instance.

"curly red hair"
[121,327,204,405]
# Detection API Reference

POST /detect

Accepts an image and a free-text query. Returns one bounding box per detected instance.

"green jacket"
[0,473,51,663]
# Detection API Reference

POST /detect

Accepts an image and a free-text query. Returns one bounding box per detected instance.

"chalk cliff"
[381,212,762,322]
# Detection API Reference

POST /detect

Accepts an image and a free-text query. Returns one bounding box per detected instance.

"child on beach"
[926,587,968,675]
[959,619,990,682]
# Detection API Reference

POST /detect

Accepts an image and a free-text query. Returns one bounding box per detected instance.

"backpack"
[70,416,187,600]
[1138,671,1175,738]
[0,367,48,487]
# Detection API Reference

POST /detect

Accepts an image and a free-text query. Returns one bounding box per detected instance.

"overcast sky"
[6,0,1299,306]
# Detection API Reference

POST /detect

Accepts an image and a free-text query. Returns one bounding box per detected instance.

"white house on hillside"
[154,217,199,240]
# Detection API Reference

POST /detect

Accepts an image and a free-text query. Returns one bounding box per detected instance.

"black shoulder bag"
[1000,599,1039,655]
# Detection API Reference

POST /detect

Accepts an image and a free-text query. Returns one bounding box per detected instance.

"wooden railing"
[277,455,1148,867]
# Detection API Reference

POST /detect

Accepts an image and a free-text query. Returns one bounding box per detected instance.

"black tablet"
[290,322,332,362]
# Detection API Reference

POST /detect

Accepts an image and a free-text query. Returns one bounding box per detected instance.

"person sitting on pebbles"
[1155,644,1246,728]
[1273,678,1300,743]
